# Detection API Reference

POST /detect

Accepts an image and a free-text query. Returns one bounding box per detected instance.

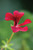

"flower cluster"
[5,11,31,33]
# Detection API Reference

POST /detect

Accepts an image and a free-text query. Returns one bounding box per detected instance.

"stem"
[1,48,3,50]
[8,32,14,44]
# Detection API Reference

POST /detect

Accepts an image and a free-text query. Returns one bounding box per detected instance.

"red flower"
[5,11,31,33]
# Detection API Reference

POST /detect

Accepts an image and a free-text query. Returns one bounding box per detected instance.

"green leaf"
[2,40,6,45]
[8,43,13,46]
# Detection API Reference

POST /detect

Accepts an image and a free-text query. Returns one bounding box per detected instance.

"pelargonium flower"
[5,11,31,33]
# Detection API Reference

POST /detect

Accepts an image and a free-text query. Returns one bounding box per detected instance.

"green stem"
[8,32,14,44]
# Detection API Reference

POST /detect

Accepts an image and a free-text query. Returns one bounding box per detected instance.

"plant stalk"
[8,32,14,44]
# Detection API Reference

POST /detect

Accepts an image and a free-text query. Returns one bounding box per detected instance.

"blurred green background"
[0,0,33,50]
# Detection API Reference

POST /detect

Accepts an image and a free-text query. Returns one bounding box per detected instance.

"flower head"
[5,11,31,33]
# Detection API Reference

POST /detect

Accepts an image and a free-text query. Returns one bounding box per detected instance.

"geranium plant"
[1,11,31,50]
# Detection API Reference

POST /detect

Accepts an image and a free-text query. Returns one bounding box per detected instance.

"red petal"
[5,12,14,21]
[20,26,28,32]
[11,26,28,33]
[13,11,19,17]
[13,11,24,17]
[18,19,32,26]
[11,26,19,33]
[13,11,24,23]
